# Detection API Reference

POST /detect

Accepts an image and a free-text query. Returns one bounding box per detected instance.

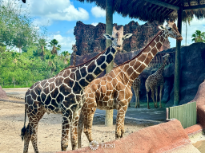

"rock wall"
[74,21,170,56]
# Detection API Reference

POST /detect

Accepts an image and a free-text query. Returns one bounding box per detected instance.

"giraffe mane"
[60,47,110,72]
[113,30,162,69]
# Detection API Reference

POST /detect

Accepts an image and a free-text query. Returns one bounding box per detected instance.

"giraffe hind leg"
[22,124,32,153]
[24,105,45,153]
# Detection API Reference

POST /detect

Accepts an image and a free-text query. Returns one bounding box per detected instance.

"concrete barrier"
[57,120,190,153]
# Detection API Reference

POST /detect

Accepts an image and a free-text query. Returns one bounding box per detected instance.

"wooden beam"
[145,0,179,10]
[183,4,205,11]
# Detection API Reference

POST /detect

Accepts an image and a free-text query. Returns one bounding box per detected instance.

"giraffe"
[20,26,133,153]
[72,44,77,66]
[129,77,141,108]
[78,21,183,148]
[145,53,170,109]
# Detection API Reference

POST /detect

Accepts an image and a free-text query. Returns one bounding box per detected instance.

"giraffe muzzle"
[176,36,183,41]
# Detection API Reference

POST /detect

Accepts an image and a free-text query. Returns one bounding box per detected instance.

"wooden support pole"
[174,7,182,106]
[105,0,113,127]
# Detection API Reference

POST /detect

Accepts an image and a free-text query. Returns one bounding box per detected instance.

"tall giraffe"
[78,21,183,147]
[72,44,77,66]
[145,53,170,109]
[21,26,132,153]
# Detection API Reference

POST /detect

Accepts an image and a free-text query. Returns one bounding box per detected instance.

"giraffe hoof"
[147,107,150,109]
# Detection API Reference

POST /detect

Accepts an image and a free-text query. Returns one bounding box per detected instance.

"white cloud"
[91,22,99,26]
[32,18,53,27]
[91,6,105,18]
[23,0,89,22]
[66,29,74,34]
[47,34,75,53]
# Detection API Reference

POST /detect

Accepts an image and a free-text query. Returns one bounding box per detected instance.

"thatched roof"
[77,0,205,22]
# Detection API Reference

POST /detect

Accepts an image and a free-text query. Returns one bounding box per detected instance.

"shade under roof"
[77,0,205,22]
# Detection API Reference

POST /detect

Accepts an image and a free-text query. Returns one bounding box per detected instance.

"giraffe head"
[72,44,77,52]
[159,21,183,41]
[103,26,132,51]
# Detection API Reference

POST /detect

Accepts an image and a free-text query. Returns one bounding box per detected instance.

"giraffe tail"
[78,111,84,148]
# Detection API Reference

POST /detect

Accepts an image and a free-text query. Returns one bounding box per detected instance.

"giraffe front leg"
[83,107,96,143]
[146,92,150,109]
[115,105,127,139]
[159,84,163,108]
[150,88,155,109]
[155,87,158,108]
[61,116,70,151]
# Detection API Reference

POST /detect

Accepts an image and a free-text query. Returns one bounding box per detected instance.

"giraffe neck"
[156,58,167,75]
[118,30,168,86]
[63,46,117,88]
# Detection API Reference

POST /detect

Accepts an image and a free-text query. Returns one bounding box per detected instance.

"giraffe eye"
[168,28,171,31]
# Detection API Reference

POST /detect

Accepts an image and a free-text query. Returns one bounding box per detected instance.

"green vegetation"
[192,30,205,43]
[0,0,71,88]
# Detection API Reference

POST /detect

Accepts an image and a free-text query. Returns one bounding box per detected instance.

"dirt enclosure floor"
[0,98,154,153]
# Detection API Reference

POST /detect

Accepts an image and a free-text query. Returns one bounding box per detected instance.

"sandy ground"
[0,98,151,153]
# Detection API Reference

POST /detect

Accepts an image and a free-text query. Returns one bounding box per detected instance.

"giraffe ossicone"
[21,26,130,153]
[78,20,183,148]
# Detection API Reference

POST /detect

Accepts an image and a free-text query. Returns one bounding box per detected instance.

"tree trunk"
[105,0,113,127]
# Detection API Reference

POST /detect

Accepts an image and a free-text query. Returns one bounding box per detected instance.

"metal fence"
[166,102,196,128]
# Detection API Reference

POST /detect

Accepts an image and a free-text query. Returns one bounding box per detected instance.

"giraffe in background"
[72,44,77,66]
[145,53,170,109]
[21,26,132,153]
[132,77,141,108]
[78,21,183,148]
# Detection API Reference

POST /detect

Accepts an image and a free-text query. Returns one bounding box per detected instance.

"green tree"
[49,39,61,55]
[192,30,205,43]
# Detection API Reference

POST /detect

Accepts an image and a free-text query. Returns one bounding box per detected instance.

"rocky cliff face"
[74,21,170,56]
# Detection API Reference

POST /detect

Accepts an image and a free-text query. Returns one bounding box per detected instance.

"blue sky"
[13,0,205,53]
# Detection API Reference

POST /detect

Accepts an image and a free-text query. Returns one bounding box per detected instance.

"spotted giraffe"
[72,44,77,66]
[145,53,170,109]
[129,77,141,108]
[21,26,133,153]
[78,21,183,148]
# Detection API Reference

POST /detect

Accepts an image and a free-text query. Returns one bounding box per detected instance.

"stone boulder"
[0,86,8,99]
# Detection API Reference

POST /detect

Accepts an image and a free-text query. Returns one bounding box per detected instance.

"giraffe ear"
[103,34,114,40]
[158,25,165,30]
[123,33,132,40]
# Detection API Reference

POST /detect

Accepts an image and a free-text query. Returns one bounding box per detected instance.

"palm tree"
[192,30,205,43]
[38,38,46,53]
[183,16,193,45]
[61,51,70,64]
[49,39,60,55]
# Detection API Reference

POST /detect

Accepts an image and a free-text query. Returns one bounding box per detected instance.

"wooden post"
[174,7,182,106]
[105,0,113,127]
